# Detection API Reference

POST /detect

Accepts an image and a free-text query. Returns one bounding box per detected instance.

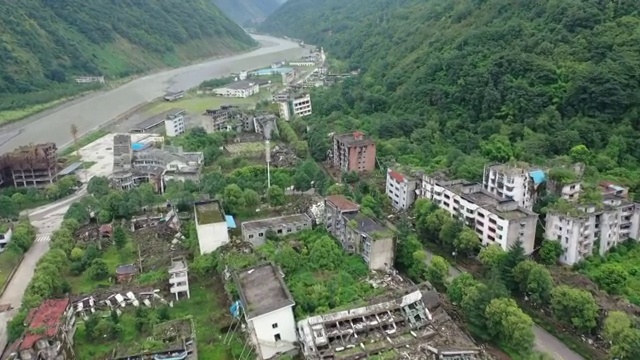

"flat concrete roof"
[235,263,294,319]
[133,108,185,132]
[219,80,257,90]
[194,201,225,225]
[241,214,310,232]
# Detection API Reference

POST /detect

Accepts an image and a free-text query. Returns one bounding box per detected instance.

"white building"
[386,168,419,210]
[482,164,545,210]
[214,80,259,98]
[164,111,186,137]
[545,185,640,265]
[288,61,315,67]
[168,257,190,300]
[0,226,12,252]
[421,175,539,254]
[278,93,312,120]
[234,263,297,360]
[194,201,229,254]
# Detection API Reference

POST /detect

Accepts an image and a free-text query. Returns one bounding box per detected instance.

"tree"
[84,315,99,340]
[603,312,640,359]
[426,255,449,288]
[242,189,260,208]
[550,285,598,333]
[223,184,246,213]
[594,263,629,295]
[438,218,461,247]
[88,259,109,280]
[485,298,534,354]
[267,185,285,207]
[569,145,592,164]
[447,272,477,304]
[308,236,344,271]
[113,226,127,249]
[479,245,507,270]
[502,240,526,291]
[538,240,563,266]
[70,247,84,261]
[454,228,481,254]
[513,260,553,304]
[87,176,110,197]
[0,195,18,219]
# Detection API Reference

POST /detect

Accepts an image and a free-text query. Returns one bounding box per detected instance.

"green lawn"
[68,244,137,295]
[144,90,274,116]
[0,251,22,292]
[0,98,69,124]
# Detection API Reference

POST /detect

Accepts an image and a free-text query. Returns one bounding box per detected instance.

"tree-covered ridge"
[213,0,283,25]
[0,0,256,96]
[262,0,640,195]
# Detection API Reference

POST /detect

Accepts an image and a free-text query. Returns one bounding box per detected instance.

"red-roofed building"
[332,131,376,173]
[386,168,419,210]
[11,298,76,360]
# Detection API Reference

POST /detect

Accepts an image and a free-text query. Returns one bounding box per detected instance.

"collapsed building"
[0,143,59,188]
[8,298,76,360]
[297,283,489,360]
[202,105,278,141]
[111,134,204,190]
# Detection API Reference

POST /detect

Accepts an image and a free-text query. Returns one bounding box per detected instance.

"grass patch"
[82,161,97,169]
[0,98,69,124]
[0,250,22,291]
[68,244,137,295]
[144,90,274,116]
[60,129,109,156]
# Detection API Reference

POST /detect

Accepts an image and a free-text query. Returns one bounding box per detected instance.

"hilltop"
[213,0,283,25]
[0,0,256,112]
[260,0,640,191]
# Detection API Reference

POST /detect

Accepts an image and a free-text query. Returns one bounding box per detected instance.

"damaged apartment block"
[297,284,487,360]
[0,142,59,188]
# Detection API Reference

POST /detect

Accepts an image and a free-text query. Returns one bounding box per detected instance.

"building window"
[287,228,292,233]
[248,234,254,239]
[258,232,264,237]
[272,323,278,329]
[274,334,281,342]
[277,229,283,234]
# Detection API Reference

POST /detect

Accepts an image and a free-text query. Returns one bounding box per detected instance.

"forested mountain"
[261,0,640,195]
[0,0,255,110]
[213,0,283,25]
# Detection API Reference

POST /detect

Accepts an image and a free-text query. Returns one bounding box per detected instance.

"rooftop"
[388,169,406,183]
[20,298,70,350]
[133,108,185,132]
[169,257,188,273]
[326,195,360,212]
[446,182,536,220]
[242,214,311,233]
[194,201,225,225]
[115,264,138,275]
[344,213,393,238]
[219,80,258,90]
[334,131,374,147]
[234,263,294,319]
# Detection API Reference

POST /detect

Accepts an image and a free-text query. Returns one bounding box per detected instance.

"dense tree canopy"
[261,0,640,195]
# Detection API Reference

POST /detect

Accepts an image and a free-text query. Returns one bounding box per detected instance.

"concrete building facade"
[194,201,229,254]
[234,263,297,360]
[164,110,186,137]
[421,175,539,254]
[325,195,394,271]
[169,256,190,300]
[214,80,259,98]
[545,185,640,265]
[241,214,312,246]
[277,93,312,121]
[0,143,59,188]
[386,168,419,210]
[482,163,545,210]
[331,131,376,173]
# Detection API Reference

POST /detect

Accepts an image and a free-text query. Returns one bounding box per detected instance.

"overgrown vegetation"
[0,176,79,218]
[0,0,255,113]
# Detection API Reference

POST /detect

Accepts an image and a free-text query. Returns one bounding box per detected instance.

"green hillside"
[261,0,640,193]
[213,0,282,25]
[0,0,256,113]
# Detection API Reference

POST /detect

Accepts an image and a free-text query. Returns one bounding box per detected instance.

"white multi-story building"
[421,175,539,253]
[545,187,640,265]
[168,256,190,300]
[194,200,230,254]
[278,93,312,120]
[164,111,185,137]
[482,164,545,210]
[386,168,418,210]
[234,263,297,360]
[214,80,260,98]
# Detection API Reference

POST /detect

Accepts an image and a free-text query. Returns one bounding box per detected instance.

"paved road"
[423,255,583,360]
[0,34,305,152]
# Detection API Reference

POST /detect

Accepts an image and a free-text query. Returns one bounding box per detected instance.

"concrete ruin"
[0,143,59,188]
[111,134,204,191]
[169,256,190,300]
[113,318,197,360]
[297,284,490,360]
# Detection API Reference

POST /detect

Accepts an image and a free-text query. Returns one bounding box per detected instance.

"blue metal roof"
[58,162,83,176]
[132,142,145,151]
[529,170,546,185]
[225,215,237,229]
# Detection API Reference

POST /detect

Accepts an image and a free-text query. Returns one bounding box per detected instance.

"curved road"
[0,34,304,152]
